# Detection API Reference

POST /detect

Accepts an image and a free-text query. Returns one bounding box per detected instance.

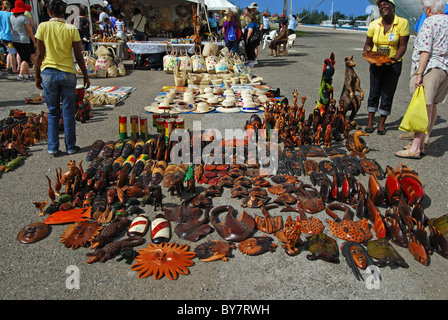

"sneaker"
[66,146,80,155]
[246,62,255,68]
[48,150,62,157]
[0,71,6,78]
[253,59,258,65]
[17,75,25,81]
[28,75,35,82]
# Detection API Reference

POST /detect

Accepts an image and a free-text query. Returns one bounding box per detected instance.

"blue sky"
[231,0,374,17]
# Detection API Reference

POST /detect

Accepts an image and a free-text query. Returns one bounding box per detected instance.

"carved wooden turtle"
[249,186,268,199]
[241,195,271,208]
[251,176,271,187]
[217,175,234,188]
[231,186,249,198]
[204,184,223,197]
[194,240,235,262]
[274,193,297,206]
[191,194,213,209]
[267,183,297,195]
[234,176,252,188]
[238,236,277,256]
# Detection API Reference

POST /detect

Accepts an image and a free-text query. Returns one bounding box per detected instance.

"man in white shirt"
[287,14,298,35]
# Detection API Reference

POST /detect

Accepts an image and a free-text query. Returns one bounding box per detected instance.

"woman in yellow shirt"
[363,0,409,135]
[34,0,89,156]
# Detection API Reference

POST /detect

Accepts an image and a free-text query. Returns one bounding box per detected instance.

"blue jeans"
[225,39,240,54]
[41,68,77,153]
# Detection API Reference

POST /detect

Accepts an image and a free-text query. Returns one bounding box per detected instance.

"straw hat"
[248,2,258,9]
[11,0,31,13]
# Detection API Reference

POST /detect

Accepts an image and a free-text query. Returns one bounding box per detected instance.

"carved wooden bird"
[194,164,204,182]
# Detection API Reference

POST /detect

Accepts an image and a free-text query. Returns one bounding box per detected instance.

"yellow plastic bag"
[399,86,428,133]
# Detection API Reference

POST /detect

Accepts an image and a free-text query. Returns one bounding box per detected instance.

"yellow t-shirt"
[35,18,81,74]
[367,15,410,61]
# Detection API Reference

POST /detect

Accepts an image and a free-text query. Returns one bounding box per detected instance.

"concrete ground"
[1,25,448,303]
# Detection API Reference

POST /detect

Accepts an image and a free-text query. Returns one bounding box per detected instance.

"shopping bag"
[163,44,178,74]
[399,86,428,133]
[95,55,111,78]
[202,36,219,57]
[206,55,218,73]
[192,46,206,73]
[178,49,192,73]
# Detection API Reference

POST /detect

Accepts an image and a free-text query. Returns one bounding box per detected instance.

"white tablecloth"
[127,41,195,55]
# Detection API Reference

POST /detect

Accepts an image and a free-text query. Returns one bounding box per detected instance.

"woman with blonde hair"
[222,10,241,53]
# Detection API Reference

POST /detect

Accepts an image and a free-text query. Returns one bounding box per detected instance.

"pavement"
[1,25,448,304]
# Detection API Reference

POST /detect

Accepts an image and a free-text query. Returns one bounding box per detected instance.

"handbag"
[215,57,229,74]
[249,27,262,45]
[202,35,219,57]
[192,45,206,73]
[163,44,178,74]
[108,64,118,78]
[95,54,111,78]
[399,86,428,133]
[206,55,218,74]
[178,49,192,73]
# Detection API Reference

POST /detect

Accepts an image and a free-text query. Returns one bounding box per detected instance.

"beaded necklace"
[50,17,66,23]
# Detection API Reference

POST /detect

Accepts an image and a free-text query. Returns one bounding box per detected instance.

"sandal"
[394,149,422,159]
[403,144,426,156]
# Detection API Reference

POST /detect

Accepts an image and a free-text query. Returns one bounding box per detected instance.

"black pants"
[245,41,256,61]
[367,61,402,116]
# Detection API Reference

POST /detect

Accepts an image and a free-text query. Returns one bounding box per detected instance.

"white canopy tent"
[187,0,238,11]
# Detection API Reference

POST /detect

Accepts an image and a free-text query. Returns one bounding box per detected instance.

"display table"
[127,39,226,55]
[92,41,124,59]
[127,39,195,55]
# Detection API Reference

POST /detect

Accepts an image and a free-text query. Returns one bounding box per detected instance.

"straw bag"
[203,36,219,57]
[163,44,178,74]
[108,64,118,78]
[178,49,192,73]
[94,45,110,58]
[231,53,246,75]
[192,45,206,73]
[95,55,111,78]
[174,68,186,86]
[77,51,96,76]
[215,57,229,74]
[117,60,126,76]
[206,55,218,74]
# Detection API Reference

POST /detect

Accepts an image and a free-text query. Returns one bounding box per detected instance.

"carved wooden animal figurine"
[346,130,369,154]
[323,124,332,148]
[339,55,364,122]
